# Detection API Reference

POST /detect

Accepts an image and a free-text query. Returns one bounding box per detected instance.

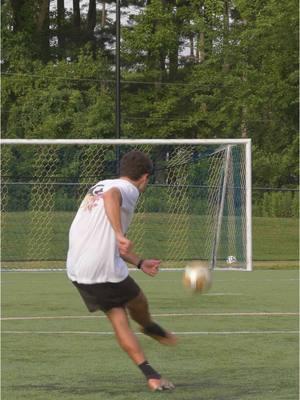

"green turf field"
[1,270,299,400]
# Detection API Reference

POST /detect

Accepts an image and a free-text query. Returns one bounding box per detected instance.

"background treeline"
[1,0,299,203]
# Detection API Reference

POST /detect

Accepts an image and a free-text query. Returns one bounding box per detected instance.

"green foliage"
[253,136,298,187]
[1,0,299,189]
[254,191,299,218]
[2,48,115,138]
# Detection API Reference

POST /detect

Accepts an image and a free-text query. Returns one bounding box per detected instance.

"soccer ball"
[226,255,237,264]
[183,263,212,293]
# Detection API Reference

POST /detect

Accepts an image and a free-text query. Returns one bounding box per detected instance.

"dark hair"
[120,150,153,180]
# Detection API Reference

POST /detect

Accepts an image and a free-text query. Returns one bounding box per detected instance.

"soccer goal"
[0,138,252,271]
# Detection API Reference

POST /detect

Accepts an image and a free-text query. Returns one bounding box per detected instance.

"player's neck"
[119,176,146,193]
[120,176,139,189]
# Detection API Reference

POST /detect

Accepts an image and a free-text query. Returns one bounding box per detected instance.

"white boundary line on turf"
[0,268,252,272]
[2,312,299,321]
[2,330,299,336]
[1,269,298,282]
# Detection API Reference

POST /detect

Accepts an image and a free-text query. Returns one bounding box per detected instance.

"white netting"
[204,145,247,268]
[27,146,58,260]
[166,146,194,263]
[0,141,251,270]
[1,147,11,261]
[205,148,225,264]
[77,145,107,205]
[126,144,152,256]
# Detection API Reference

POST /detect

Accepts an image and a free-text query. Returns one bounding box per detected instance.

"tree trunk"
[203,5,213,58]
[87,0,96,33]
[36,0,50,32]
[223,0,230,71]
[101,0,106,28]
[224,0,230,38]
[241,108,248,137]
[73,0,81,29]
[189,34,194,57]
[10,0,26,32]
[241,72,248,137]
[57,0,65,55]
[169,43,178,79]
[159,51,166,82]
[196,4,205,63]
[196,32,205,63]
[37,0,50,62]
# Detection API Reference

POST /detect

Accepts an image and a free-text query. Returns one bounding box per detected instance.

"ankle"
[144,322,167,337]
[138,360,161,380]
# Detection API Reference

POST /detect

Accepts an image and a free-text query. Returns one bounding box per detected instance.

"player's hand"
[141,259,161,277]
[116,234,133,257]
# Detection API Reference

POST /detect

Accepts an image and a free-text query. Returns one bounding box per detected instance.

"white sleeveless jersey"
[66,179,139,284]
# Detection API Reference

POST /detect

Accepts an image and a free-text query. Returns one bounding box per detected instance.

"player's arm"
[103,187,160,277]
[121,252,161,277]
[102,188,133,256]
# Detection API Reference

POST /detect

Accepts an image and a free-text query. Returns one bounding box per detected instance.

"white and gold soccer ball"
[226,255,237,264]
[183,262,212,293]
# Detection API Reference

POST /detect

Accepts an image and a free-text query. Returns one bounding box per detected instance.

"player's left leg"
[126,291,177,346]
[126,290,151,326]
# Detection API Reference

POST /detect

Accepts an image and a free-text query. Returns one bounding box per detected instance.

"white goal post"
[1,138,252,271]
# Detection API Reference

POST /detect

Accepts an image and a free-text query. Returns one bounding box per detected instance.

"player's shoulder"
[92,179,138,204]
[105,178,137,192]
[94,179,121,190]
[87,180,117,196]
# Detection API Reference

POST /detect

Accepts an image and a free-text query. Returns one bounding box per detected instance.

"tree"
[1,0,298,189]
[57,0,66,56]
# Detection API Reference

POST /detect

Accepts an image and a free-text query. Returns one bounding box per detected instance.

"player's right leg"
[126,290,177,346]
[106,306,145,365]
[106,307,175,391]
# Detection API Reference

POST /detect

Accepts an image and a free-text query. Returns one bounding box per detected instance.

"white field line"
[204,293,243,295]
[2,330,299,336]
[1,268,299,278]
[1,312,299,321]
[2,269,298,284]
[1,268,247,272]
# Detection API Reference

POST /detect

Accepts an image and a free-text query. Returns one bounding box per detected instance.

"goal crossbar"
[1,138,251,146]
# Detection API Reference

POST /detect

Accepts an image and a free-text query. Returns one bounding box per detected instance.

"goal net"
[0,139,252,271]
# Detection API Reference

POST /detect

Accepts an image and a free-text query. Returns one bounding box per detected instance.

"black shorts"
[72,275,141,313]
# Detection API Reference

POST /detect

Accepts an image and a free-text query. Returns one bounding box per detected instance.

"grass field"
[1,270,299,400]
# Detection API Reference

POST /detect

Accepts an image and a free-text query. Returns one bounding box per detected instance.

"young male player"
[67,150,176,392]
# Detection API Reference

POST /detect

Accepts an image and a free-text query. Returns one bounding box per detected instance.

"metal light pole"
[116,0,121,174]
